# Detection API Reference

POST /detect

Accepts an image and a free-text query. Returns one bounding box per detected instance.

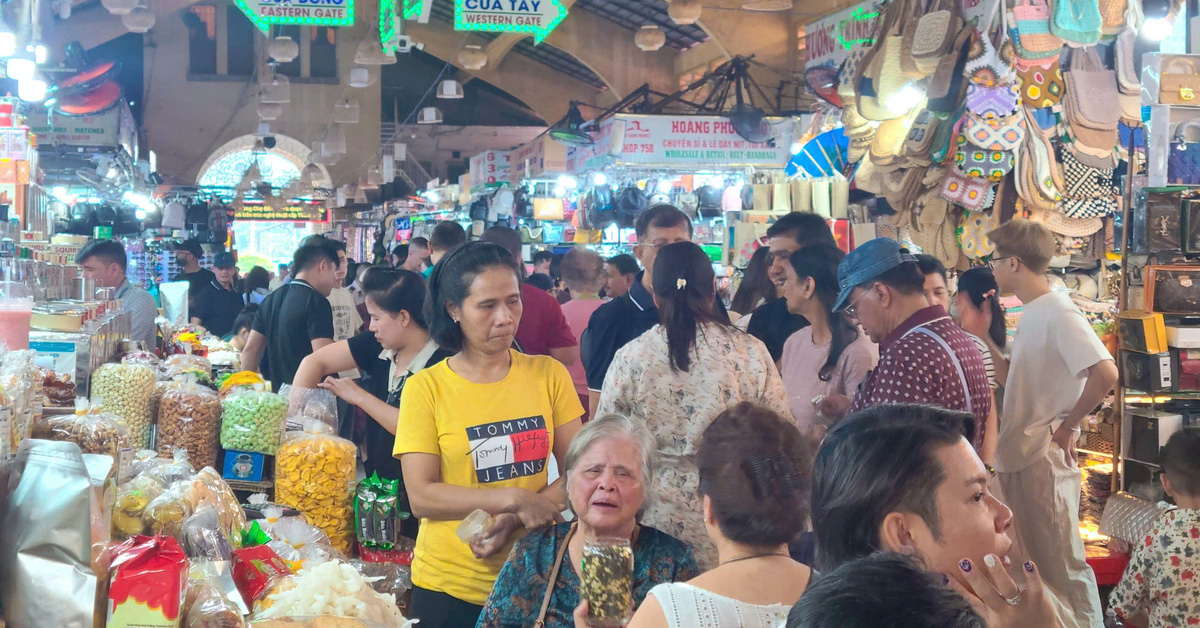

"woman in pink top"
[558,247,609,421]
[779,243,877,435]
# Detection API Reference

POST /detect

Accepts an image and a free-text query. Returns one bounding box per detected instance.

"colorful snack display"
[183,561,246,628]
[32,403,132,461]
[113,472,167,540]
[231,544,293,607]
[108,535,189,628]
[220,390,288,454]
[276,421,357,553]
[355,474,407,550]
[158,384,224,469]
[580,537,634,628]
[185,467,248,540]
[144,481,195,539]
[92,363,158,449]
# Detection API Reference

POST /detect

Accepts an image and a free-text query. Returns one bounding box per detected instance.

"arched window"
[197,150,301,189]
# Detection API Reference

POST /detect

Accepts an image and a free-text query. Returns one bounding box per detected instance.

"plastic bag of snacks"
[166,354,213,377]
[158,382,224,469]
[108,535,189,628]
[186,466,248,540]
[252,561,408,625]
[144,480,195,539]
[32,399,132,462]
[232,544,293,608]
[284,388,339,432]
[144,448,198,485]
[38,366,77,407]
[182,506,236,562]
[183,560,246,628]
[221,389,288,455]
[219,371,266,400]
[92,362,158,449]
[112,472,167,540]
[355,474,408,551]
[122,350,163,377]
[276,420,357,553]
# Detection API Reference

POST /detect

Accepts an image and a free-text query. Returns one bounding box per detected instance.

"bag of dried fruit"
[275,419,357,554]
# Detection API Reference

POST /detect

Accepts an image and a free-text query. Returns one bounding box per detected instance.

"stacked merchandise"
[1080,462,1113,533]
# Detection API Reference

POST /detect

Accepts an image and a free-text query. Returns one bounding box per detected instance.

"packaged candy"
[284,387,338,432]
[354,474,408,550]
[218,372,266,400]
[275,420,357,553]
[221,390,288,455]
[146,449,198,486]
[92,363,158,448]
[144,481,195,539]
[158,383,224,469]
[166,354,213,379]
[108,535,189,628]
[113,472,167,540]
[231,544,293,606]
[185,467,248,540]
[183,561,246,628]
[182,507,235,562]
[580,537,634,628]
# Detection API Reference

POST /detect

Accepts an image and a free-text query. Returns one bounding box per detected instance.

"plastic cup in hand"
[0,281,33,350]
[456,509,494,544]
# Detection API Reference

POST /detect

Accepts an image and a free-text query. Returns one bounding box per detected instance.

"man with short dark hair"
[390,244,408,269]
[425,221,467,278]
[532,250,554,277]
[77,239,158,348]
[745,212,836,362]
[604,253,638,299]
[189,252,245,338]
[583,205,727,416]
[826,238,991,440]
[479,226,578,368]
[241,243,341,391]
[403,237,430,273]
[173,238,216,303]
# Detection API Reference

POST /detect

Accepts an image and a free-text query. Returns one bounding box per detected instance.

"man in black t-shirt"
[173,239,216,303]
[745,213,836,362]
[190,252,246,338]
[241,243,341,391]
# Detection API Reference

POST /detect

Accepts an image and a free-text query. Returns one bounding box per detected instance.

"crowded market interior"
[0,0,1198,626]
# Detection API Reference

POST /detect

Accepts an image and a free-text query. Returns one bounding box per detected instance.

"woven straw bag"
[1044,208,1103,236]
[1064,47,1120,132]
[1011,0,1063,55]
[912,0,961,60]
[1099,0,1128,35]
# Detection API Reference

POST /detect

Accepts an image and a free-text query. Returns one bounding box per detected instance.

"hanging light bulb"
[366,166,383,187]
[6,57,35,81]
[348,65,377,88]
[458,45,487,70]
[122,6,156,33]
[30,42,49,65]
[257,101,282,121]
[333,98,360,124]
[17,78,48,102]
[593,172,608,186]
[268,36,299,63]
[101,0,138,15]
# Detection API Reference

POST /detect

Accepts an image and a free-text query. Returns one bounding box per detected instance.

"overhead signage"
[234,203,328,221]
[235,0,354,32]
[403,0,431,20]
[469,150,511,192]
[565,119,619,174]
[26,106,119,147]
[0,129,30,161]
[803,0,884,70]
[454,0,567,43]
[603,114,796,168]
[510,135,568,181]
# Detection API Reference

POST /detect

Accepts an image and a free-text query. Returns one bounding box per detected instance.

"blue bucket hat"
[833,238,918,312]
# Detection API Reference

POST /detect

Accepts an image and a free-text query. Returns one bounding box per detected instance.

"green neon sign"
[381,0,398,51]
[835,6,879,50]
[454,0,567,44]
[235,0,355,32]
[403,0,430,20]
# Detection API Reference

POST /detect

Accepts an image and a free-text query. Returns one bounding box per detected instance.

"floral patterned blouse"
[597,323,794,569]
[1107,507,1200,628]
[475,523,699,628]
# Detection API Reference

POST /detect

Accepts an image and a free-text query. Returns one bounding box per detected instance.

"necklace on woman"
[718,551,790,567]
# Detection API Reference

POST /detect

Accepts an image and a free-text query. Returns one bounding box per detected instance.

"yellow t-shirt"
[393,350,584,605]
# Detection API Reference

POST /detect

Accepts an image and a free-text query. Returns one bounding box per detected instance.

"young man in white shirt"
[987,219,1117,628]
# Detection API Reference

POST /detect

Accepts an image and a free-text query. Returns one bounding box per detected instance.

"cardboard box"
[1118,311,1169,353]
[1121,350,1174,392]
[1127,408,1183,464]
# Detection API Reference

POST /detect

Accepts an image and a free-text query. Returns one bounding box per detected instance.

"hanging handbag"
[901,0,932,78]
[1159,57,1200,106]
[1099,0,1128,35]
[1060,195,1118,218]
[966,83,1022,120]
[912,0,962,63]
[1115,29,1139,95]
[1064,47,1121,131]
[940,169,997,210]
[964,7,1016,87]
[871,114,914,165]
[876,0,912,102]
[614,184,646,227]
[964,111,1026,150]
[905,110,946,159]
[1011,0,1063,56]
[1016,57,1065,108]
[954,134,1015,181]
[927,27,974,111]
[1169,120,1200,185]
[1060,147,1116,197]
[959,208,1001,259]
[856,3,906,120]
[533,197,565,221]
[1050,0,1102,45]
[521,224,544,244]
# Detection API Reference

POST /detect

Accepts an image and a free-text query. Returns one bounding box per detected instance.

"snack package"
[144,481,195,539]
[275,421,357,553]
[580,537,634,628]
[183,562,246,628]
[166,354,213,378]
[284,388,338,432]
[38,366,77,407]
[113,472,168,540]
[231,544,293,607]
[218,372,265,400]
[158,384,224,470]
[32,399,132,462]
[253,561,407,625]
[349,560,412,601]
[151,381,185,427]
[355,474,408,550]
[185,467,248,540]
[221,390,288,455]
[146,449,198,486]
[92,363,158,449]
[108,535,189,628]
[123,350,163,372]
[181,507,235,562]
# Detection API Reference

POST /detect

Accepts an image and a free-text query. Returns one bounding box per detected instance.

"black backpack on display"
[514,187,532,219]
[185,203,209,230]
[615,184,647,228]
[469,196,490,221]
[695,185,723,217]
[588,185,616,230]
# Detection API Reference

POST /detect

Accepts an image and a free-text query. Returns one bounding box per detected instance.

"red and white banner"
[469,149,511,191]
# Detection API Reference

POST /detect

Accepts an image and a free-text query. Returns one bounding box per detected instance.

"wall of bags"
[840,0,1145,277]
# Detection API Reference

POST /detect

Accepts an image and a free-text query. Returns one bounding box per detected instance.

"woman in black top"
[293,267,449,538]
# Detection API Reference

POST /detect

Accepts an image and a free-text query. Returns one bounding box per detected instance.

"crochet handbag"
[958,208,1000,259]
[940,168,996,210]
[1060,195,1117,219]
[927,27,974,112]
[1099,0,1128,35]
[1060,147,1116,198]
[912,0,962,64]
[966,82,1022,120]
[1064,47,1120,132]
[1011,0,1063,57]
[964,9,1016,87]
[965,111,1026,150]
[1115,29,1139,95]
[905,110,946,159]
[1050,0,1102,45]
[1016,57,1064,108]
[1169,119,1200,185]
[954,135,1015,181]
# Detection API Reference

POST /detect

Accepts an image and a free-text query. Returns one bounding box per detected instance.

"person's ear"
[446,302,462,324]
[397,309,412,327]
[702,495,717,527]
[874,283,891,308]
[1162,472,1175,498]
[879,512,919,554]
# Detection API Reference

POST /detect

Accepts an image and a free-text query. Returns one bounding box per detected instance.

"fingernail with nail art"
[1024,561,1035,573]
[984,554,997,568]
[959,559,972,573]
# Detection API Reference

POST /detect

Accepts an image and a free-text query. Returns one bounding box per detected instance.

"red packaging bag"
[231,544,293,607]
[108,535,189,628]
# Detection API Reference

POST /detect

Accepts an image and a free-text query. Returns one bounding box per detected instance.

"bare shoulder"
[627,588,669,628]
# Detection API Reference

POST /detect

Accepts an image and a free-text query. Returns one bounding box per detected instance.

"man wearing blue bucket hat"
[825,238,991,449]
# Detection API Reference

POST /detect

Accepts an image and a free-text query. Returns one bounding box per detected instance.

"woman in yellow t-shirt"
[395,241,584,627]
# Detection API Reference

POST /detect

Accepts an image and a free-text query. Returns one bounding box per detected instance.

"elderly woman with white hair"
[476,414,700,628]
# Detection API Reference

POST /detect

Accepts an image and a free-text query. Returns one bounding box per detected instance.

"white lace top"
[649,582,790,628]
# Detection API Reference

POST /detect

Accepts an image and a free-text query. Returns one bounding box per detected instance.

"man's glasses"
[988,256,1015,269]
[843,284,876,318]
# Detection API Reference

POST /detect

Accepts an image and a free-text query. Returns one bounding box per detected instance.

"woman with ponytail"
[779,244,878,435]
[952,267,1007,465]
[597,242,790,569]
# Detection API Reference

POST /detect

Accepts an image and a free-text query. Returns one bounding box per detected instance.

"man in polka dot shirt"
[828,238,992,447]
